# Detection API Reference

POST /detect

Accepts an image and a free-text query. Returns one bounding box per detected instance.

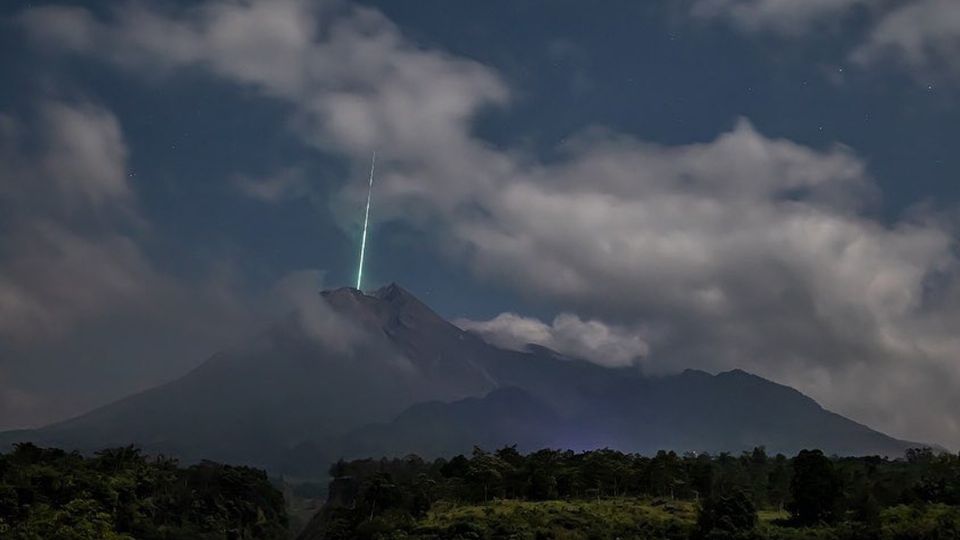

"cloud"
[0,101,149,341]
[690,0,867,35]
[0,101,134,220]
[436,120,960,447]
[0,100,265,429]
[234,166,311,203]
[690,0,960,82]
[37,102,133,211]
[19,0,508,159]
[17,0,960,449]
[264,271,421,376]
[852,0,960,79]
[456,312,648,368]
[0,221,163,342]
[267,270,364,354]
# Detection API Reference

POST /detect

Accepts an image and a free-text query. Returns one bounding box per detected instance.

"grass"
[426,497,698,523]
[414,497,696,539]
[758,508,790,523]
[402,499,960,540]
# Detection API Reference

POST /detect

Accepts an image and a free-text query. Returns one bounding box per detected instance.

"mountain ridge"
[0,283,924,475]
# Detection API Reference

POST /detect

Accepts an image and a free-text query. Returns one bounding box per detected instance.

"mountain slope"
[339,386,563,458]
[0,284,920,474]
[334,366,913,459]
[0,285,499,473]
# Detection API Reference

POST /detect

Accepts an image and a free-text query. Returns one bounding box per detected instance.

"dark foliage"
[300,445,960,539]
[0,443,287,539]
[789,449,842,525]
[696,488,759,540]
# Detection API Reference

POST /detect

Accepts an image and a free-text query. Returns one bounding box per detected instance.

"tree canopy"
[0,443,287,540]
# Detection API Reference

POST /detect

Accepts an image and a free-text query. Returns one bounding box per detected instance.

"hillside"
[0,284,918,475]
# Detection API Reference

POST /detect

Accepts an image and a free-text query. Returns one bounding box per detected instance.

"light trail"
[356,152,376,290]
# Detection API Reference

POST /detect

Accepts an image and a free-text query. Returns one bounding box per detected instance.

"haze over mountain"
[1,284,918,476]
[6,0,960,454]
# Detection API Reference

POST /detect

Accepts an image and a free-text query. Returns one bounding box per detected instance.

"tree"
[766,454,791,512]
[0,445,287,540]
[440,454,469,478]
[495,446,527,498]
[527,449,561,500]
[411,474,437,518]
[357,473,402,521]
[696,487,759,540]
[581,449,629,499]
[745,447,769,507]
[466,450,508,502]
[789,449,842,525]
[649,450,685,498]
[687,453,715,502]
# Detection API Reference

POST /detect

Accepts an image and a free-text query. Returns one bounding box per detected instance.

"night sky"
[2,0,960,449]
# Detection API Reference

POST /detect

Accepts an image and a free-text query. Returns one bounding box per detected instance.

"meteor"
[356,152,376,290]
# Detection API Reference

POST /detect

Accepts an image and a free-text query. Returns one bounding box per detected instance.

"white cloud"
[17,0,960,449]
[38,102,132,211]
[456,312,648,368]
[0,102,149,341]
[691,0,960,81]
[267,269,364,354]
[19,0,508,159]
[853,0,960,79]
[690,0,867,35]
[0,100,264,428]
[0,102,134,220]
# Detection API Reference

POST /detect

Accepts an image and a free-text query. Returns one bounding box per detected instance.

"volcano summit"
[1,284,919,476]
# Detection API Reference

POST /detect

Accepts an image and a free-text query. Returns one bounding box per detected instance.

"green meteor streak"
[356,152,376,290]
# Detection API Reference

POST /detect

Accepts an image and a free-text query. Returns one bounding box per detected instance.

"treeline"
[305,446,960,539]
[327,446,960,511]
[0,443,287,540]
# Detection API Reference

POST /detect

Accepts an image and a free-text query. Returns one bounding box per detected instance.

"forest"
[4,442,960,539]
[0,443,287,540]
[300,446,960,540]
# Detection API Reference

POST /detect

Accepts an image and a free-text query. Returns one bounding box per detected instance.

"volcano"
[1,284,920,475]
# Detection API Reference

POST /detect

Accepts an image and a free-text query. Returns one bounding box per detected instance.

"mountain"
[338,386,563,458]
[336,366,915,459]
[0,284,920,475]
